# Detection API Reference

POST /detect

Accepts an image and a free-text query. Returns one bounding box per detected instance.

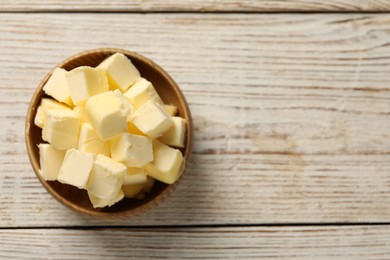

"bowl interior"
[26,49,192,218]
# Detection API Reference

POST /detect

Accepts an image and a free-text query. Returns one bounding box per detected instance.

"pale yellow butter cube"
[78,123,110,156]
[39,143,66,181]
[43,68,73,106]
[159,117,186,148]
[88,189,124,208]
[34,107,45,128]
[127,121,145,136]
[142,176,155,193]
[35,99,71,128]
[42,108,80,150]
[58,149,94,189]
[113,89,136,119]
[130,100,173,138]
[145,141,184,184]
[40,97,71,109]
[111,133,153,168]
[66,66,108,105]
[163,104,178,116]
[123,167,147,185]
[98,53,140,92]
[122,183,144,198]
[73,106,89,123]
[124,78,163,108]
[122,176,155,199]
[85,91,128,140]
[87,154,126,200]
[34,98,71,128]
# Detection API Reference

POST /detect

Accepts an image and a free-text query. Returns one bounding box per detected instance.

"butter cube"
[98,53,140,92]
[163,104,178,116]
[34,107,45,128]
[130,100,173,138]
[159,117,186,148]
[73,106,89,123]
[113,89,136,119]
[39,143,66,181]
[145,141,184,184]
[85,91,128,140]
[143,176,155,193]
[41,98,72,109]
[87,154,126,200]
[124,78,163,108]
[34,98,71,128]
[111,133,153,167]
[123,167,147,185]
[122,183,144,198]
[122,176,154,199]
[78,123,110,156]
[43,68,73,106]
[42,109,80,150]
[58,149,94,189]
[66,66,108,105]
[88,189,124,208]
[127,122,145,136]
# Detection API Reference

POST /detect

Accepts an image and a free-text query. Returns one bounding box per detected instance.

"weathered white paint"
[1,226,390,259]
[1,0,390,12]
[1,14,390,229]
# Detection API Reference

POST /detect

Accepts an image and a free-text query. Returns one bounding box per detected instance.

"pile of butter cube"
[34,53,186,208]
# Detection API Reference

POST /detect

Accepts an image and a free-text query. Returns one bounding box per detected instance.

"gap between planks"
[2,222,390,230]
[3,0,390,13]
[2,10,390,14]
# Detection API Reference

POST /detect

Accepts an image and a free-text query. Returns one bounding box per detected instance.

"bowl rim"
[25,48,193,219]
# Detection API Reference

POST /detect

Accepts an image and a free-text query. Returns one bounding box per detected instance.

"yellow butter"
[142,176,155,193]
[87,154,126,200]
[88,189,124,208]
[34,107,45,128]
[159,117,186,148]
[42,68,73,106]
[127,121,145,136]
[38,143,66,181]
[122,183,144,198]
[85,91,128,140]
[113,89,136,120]
[122,176,154,199]
[66,66,108,105]
[130,100,173,138]
[98,53,140,92]
[34,98,71,128]
[58,149,94,189]
[73,106,89,124]
[41,98,72,109]
[78,123,110,156]
[110,133,153,168]
[42,108,80,150]
[123,167,147,185]
[163,104,178,116]
[124,78,163,108]
[123,78,176,116]
[145,141,184,184]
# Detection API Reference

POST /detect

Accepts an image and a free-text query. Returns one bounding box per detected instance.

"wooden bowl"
[25,48,193,218]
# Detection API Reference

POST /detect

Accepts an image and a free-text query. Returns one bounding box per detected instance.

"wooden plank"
[2,0,390,12]
[1,13,390,227]
[1,226,390,259]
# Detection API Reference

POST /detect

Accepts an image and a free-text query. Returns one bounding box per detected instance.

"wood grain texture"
[2,0,390,12]
[1,13,390,227]
[2,226,390,259]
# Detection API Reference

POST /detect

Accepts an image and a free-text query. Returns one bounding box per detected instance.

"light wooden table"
[2,1,390,259]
